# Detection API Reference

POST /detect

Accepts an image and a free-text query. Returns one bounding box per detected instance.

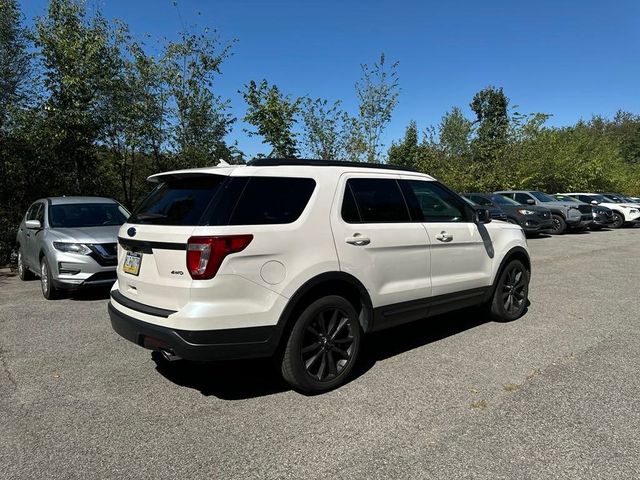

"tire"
[17,248,35,281]
[40,257,60,300]
[281,295,362,393]
[550,214,567,235]
[489,259,530,322]
[611,212,624,229]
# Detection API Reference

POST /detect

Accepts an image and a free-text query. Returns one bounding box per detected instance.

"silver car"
[16,197,130,299]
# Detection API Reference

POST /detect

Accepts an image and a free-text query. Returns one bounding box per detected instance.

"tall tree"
[34,0,121,193]
[355,53,399,163]
[388,120,421,169]
[439,107,472,160]
[164,30,236,168]
[300,98,345,160]
[0,0,30,131]
[242,79,300,158]
[469,86,509,163]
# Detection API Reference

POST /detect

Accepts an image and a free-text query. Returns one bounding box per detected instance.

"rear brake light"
[186,235,253,280]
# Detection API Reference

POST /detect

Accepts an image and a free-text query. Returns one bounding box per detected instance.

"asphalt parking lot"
[1,227,640,479]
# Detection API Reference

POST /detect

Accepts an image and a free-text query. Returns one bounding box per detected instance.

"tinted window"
[530,191,556,202]
[226,177,316,225]
[514,193,533,204]
[469,195,493,206]
[345,178,410,223]
[130,175,226,226]
[489,194,520,206]
[341,184,360,223]
[403,180,467,222]
[49,203,129,228]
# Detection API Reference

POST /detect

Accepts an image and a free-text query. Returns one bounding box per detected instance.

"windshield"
[489,194,520,206]
[462,197,479,206]
[554,195,579,203]
[49,203,129,228]
[530,191,557,202]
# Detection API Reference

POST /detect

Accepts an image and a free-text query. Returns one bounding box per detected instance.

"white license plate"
[123,251,142,276]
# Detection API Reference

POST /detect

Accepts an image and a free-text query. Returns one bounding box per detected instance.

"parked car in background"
[461,196,508,222]
[561,193,640,228]
[109,159,531,393]
[553,194,614,230]
[16,197,129,299]
[464,193,554,235]
[495,190,593,234]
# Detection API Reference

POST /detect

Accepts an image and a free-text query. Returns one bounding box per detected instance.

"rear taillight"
[186,235,253,280]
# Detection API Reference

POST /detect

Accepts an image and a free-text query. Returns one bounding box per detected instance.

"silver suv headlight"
[52,242,92,255]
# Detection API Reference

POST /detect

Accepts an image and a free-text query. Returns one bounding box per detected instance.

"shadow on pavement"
[153,306,503,400]
[69,286,112,301]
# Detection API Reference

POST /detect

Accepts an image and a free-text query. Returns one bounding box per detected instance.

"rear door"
[401,179,492,297]
[117,173,230,311]
[330,174,431,313]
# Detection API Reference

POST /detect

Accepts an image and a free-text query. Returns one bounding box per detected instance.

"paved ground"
[1,227,639,479]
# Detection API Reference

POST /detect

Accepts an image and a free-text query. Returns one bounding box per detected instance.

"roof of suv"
[46,196,118,205]
[148,158,433,182]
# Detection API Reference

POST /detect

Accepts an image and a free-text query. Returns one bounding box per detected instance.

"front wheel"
[550,215,567,235]
[489,259,530,322]
[281,295,362,393]
[611,212,624,229]
[40,257,60,300]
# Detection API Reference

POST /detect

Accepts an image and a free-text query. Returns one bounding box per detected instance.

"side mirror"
[590,200,598,205]
[25,219,42,229]
[526,199,536,205]
[475,208,492,224]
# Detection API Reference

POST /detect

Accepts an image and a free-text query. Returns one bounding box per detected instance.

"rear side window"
[343,178,410,223]
[226,177,316,225]
[130,175,226,225]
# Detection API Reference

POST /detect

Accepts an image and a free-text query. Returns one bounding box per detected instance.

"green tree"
[469,86,509,163]
[34,0,121,193]
[388,120,421,169]
[439,107,472,160]
[300,98,345,160]
[355,53,399,163]
[242,79,301,158]
[164,30,236,168]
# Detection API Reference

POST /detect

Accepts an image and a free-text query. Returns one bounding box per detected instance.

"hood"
[48,225,121,244]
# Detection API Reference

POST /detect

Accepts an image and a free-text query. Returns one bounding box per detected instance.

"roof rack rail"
[246,158,419,172]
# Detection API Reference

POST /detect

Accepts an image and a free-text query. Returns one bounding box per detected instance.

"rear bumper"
[108,302,280,361]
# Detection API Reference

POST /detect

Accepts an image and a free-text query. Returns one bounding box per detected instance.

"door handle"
[346,234,371,246]
[435,231,453,242]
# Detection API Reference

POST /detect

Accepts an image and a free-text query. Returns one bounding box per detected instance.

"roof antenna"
[217,159,230,167]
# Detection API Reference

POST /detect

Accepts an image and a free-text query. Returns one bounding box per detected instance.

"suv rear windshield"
[49,203,129,228]
[130,174,316,226]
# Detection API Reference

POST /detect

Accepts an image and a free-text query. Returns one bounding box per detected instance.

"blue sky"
[21,0,640,158]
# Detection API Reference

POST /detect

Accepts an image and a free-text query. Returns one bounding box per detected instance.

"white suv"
[109,159,531,393]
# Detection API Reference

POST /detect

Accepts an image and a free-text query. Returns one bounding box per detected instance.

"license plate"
[123,251,142,276]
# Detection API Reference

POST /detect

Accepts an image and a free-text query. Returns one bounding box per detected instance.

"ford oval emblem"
[127,227,136,237]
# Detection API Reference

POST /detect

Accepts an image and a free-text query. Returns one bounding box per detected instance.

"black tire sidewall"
[491,260,529,322]
[550,215,566,235]
[40,257,57,300]
[611,213,624,229]
[281,295,361,393]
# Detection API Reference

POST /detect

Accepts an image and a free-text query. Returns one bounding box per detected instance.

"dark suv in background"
[463,193,553,235]
[553,194,614,229]
[495,190,593,234]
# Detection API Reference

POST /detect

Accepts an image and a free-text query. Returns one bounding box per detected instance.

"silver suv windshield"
[49,203,129,228]
[489,194,520,206]
[530,191,557,202]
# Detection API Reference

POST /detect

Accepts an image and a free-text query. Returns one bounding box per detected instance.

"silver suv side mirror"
[526,199,536,205]
[25,219,42,229]
[591,200,598,205]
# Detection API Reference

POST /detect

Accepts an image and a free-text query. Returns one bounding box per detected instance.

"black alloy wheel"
[550,215,566,234]
[611,212,624,229]
[281,295,361,393]
[490,259,530,322]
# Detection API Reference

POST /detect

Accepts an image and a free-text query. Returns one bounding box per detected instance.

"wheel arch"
[275,272,374,351]
[491,246,531,291]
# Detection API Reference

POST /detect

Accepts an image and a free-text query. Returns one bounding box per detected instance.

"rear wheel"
[17,248,34,281]
[611,212,624,229]
[281,295,361,393]
[550,215,567,235]
[489,259,530,322]
[40,257,60,300]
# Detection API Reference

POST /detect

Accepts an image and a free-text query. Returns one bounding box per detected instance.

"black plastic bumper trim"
[110,289,177,318]
[108,303,279,361]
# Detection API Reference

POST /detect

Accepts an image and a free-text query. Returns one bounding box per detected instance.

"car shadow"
[153,306,506,400]
[68,286,112,301]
